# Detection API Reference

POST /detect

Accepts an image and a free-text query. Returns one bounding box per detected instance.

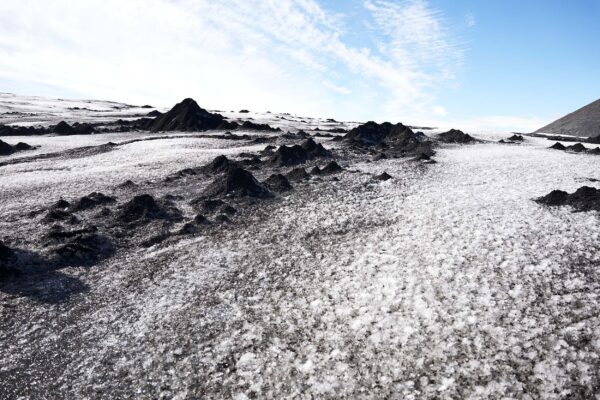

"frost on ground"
[1,109,600,398]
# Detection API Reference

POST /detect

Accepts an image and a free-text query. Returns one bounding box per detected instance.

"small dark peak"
[286,167,310,181]
[373,152,387,161]
[549,142,566,150]
[566,143,587,152]
[94,207,112,219]
[589,147,600,155]
[535,186,600,212]
[118,194,167,223]
[507,134,524,141]
[202,167,273,199]
[239,109,250,113]
[51,232,114,265]
[215,214,230,223]
[437,129,475,144]
[375,172,392,181]
[264,174,293,192]
[53,121,74,135]
[146,110,162,117]
[13,142,33,151]
[240,156,262,167]
[0,139,14,155]
[73,192,116,211]
[117,180,138,189]
[326,118,337,123]
[310,166,321,175]
[201,155,239,174]
[141,105,153,108]
[42,209,79,224]
[239,120,280,132]
[51,199,70,210]
[150,98,230,132]
[344,121,414,146]
[268,144,309,166]
[320,161,343,174]
[536,190,569,206]
[301,138,331,158]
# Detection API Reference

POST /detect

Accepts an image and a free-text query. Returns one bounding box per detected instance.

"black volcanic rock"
[438,129,475,143]
[413,152,436,163]
[549,142,567,150]
[319,161,343,174]
[118,194,173,223]
[268,138,331,166]
[264,174,293,192]
[566,143,587,152]
[507,134,524,141]
[239,109,250,113]
[286,167,310,181]
[150,98,234,132]
[0,241,20,281]
[239,120,280,132]
[201,155,240,174]
[54,121,74,135]
[344,121,433,156]
[13,142,33,151]
[0,140,14,155]
[375,172,392,181]
[147,110,162,117]
[536,186,600,211]
[202,167,273,199]
[73,192,116,211]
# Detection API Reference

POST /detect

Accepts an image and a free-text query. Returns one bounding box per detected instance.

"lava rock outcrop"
[536,186,600,211]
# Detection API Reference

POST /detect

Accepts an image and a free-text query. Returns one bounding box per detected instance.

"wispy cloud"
[0,0,464,123]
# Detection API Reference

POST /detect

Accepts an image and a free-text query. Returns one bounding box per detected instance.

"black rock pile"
[0,139,35,156]
[536,186,600,211]
[437,129,475,144]
[344,121,434,156]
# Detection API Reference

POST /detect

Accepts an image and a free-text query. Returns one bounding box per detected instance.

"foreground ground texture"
[1,99,600,399]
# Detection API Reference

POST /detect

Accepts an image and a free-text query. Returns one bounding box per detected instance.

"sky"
[0,0,599,131]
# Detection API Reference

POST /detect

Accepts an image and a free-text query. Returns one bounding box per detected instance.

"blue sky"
[0,0,598,131]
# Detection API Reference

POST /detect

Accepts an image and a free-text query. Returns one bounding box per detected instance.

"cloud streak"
[0,0,464,124]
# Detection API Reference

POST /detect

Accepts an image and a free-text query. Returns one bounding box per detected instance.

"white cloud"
[465,13,476,28]
[0,0,466,124]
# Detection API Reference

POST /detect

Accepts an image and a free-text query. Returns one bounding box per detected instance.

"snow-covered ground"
[1,94,599,399]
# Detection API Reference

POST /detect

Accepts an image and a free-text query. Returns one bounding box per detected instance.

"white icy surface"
[1,94,599,398]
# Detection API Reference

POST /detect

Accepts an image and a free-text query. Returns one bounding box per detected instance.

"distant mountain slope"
[534,98,600,138]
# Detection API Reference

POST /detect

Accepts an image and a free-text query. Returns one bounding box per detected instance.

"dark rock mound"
[13,142,33,151]
[53,121,95,135]
[53,121,74,135]
[438,129,475,143]
[589,147,600,155]
[239,109,250,113]
[344,121,434,156]
[375,172,392,181]
[286,167,310,181]
[201,155,240,174]
[566,143,587,152]
[319,161,343,174]
[150,98,234,132]
[0,140,14,155]
[52,233,113,264]
[269,138,331,166]
[190,199,235,215]
[73,192,116,211]
[549,142,567,150]
[264,174,293,192]
[118,194,177,223]
[51,199,70,210]
[147,110,162,117]
[117,180,138,189]
[239,120,280,132]
[215,214,230,223]
[310,166,321,175]
[42,209,79,224]
[373,153,387,161]
[507,134,524,141]
[536,190,569,206]
[536,186,600,211]
[202,167,273,199]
